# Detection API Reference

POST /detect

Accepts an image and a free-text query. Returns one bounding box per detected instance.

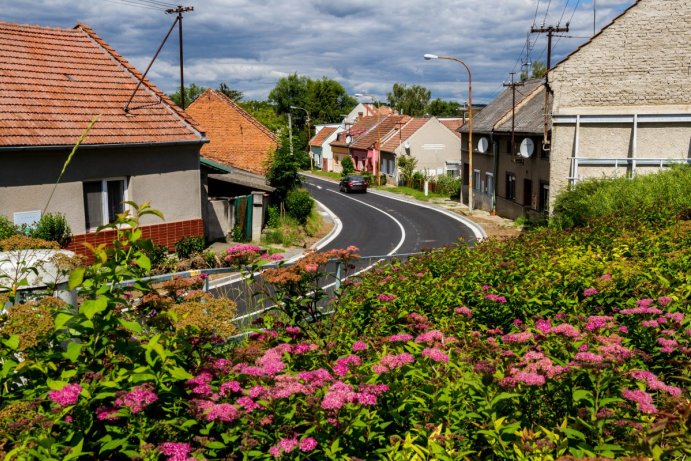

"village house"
[0,21,207,258]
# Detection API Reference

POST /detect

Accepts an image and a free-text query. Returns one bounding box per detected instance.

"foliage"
[426,98,463,117]
[218,82,243,101]
[340,156,355,176]
[145,243,169,269]
[239,100,286,134]
[386,83,431,117]
[0,216,18,240]
[432,174,461,198]
[0,235,59,251]
[520,60,548,81]
[551,165,691,229]
[285,188,314,225]
[397,155,418,186]
[265,133,303,203]
[168,82,207,108]
[174,235,206,259]
[31,212,72,248]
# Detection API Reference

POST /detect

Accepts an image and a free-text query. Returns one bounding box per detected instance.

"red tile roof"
[330,116,380,147]
[0,21,204,147]
[309,126,338,147]
[439,118,465,138]
[350,114,408,150]
[186,89,277,175]
[380,117,426,152]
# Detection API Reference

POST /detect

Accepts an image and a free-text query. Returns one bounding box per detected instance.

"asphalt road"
[303,175,479,257]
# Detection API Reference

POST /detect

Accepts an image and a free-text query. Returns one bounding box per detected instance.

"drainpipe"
[491,132,498,213]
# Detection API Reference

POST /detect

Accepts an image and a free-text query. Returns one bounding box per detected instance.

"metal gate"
[233,195,253,242]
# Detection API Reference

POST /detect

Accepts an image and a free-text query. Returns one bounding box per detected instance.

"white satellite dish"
[519,138,535,158]
[345,135,352,143]
[477,137,489,153]
[404,140,411,150]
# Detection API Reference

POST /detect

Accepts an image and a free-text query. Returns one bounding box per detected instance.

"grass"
[374,185,450,201]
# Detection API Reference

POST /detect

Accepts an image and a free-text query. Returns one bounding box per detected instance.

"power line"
[101,0,178,11]
[541,0,553,26]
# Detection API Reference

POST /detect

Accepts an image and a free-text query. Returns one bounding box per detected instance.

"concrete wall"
[396,118,462,177]
[549,0,691,203]
[0,144,202,234]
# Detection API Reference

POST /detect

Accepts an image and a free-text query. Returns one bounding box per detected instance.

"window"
[539,182,550,212]
[473,169,481,191]
[83,178,127,229]
[523,178,533,207]
[506,173,516,200]
[485,173,494,194]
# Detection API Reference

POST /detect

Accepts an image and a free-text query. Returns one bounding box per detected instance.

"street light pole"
[290,105,311,171]
[424,54,473,213]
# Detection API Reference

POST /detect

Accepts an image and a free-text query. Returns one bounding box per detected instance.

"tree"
[218,82,243,101]
[340,156,355,177]
[239,100,286,134]
[426,98,462,117]
[397,155,418,187]
[265,133,302,203]
[520,60,548,81]
[386,83,431,117]
[168,83,207,108]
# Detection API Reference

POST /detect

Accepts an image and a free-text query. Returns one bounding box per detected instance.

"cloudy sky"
[6,0,634,104]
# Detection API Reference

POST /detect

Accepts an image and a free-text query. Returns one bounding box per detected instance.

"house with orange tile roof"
[185,89,278,176]
[0,21,207,258]
[329,115,381,173]
[309,124,342,171]
[379,117,463,185]
[349,114,409,178]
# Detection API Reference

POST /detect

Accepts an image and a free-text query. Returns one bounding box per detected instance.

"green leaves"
[79,296,108,320]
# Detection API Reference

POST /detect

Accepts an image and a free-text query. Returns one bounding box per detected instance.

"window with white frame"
[506,173,516,200]
[485,173,494,194]
[83,178,127,229]
[473,169,481,191]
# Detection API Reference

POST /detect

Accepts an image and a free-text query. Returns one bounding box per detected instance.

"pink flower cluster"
[500,350,568,387]
[422,347,449,363]
[48,383,82,407]
[321,381,385,410]
[269,435,318,458]
[454,306,472,318]
[377,293,397,302]
[333,354,361,377]
[114,383,158,414]
[187,371,213,396]
[239,346,288,377]
[352,340,368,351]
[192,399,240,422]
[583,287,599,297]
[414,330,445,345]
[549,323,581,338]
[584,315,616,332]
[622,388,657,414]
[387,334,414,343]
[501,331,534,343]
[628,370,681,396]
[484,293,507,303]
[224,244,263,266]
[372,352,415,374]
[159,442,194,461]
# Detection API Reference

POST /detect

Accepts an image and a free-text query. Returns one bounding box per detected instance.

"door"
[523,179,533,208]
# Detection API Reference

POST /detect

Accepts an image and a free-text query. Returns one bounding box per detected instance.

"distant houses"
[0,21,206,257]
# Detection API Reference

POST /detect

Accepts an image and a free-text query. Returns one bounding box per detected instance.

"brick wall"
[67,218,204,262]
[550,0,691,110]
[186,90,277,175]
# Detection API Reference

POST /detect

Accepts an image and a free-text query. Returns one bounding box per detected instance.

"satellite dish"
[404,140,411,150]
[477,137,489,153]
[519,138,535,158]
[345,135,352,143]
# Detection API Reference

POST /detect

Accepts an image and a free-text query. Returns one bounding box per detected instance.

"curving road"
[303,175,480,258]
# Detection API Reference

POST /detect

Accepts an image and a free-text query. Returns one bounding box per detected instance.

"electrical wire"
[541,0,553,26]
[101,0,179,11]
[556,0,570,27]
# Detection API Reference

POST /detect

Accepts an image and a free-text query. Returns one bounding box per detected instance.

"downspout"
[491,132,498,213]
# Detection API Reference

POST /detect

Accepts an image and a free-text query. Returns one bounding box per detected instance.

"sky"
[5,0,634,105]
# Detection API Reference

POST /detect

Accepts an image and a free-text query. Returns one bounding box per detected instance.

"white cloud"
[5,0,634,104]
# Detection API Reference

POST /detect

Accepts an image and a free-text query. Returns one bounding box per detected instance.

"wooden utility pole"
[503,72,524,157]
[531,24,569,149]
[166,6,194,109]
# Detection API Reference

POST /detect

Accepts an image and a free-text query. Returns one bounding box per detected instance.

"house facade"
[459,80,550,219]
[548,0,691,205]
[309,124,341,171]
[0,22,206,257]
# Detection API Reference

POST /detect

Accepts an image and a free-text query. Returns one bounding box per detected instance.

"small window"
[506,173,516,200]
[473,169,481,191]
[83,178,127,229]
[539,182,550,212]
[485,173,494,194]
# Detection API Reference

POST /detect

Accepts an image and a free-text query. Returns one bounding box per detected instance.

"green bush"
[146,243,169,268]
[285,188,314,225]
[266,206,281,228]
[551,165,691,229]
[340,156,355,176]
[432,174,461,197]
[174,235,206,259]
[0,215,17,240]
[30,212,72,248]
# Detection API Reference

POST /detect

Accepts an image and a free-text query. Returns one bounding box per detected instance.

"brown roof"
[350,114,408,150]
[330,115,380,147]
[494,85,552,134]
[380,116,425,153]
[439,118,464,138]
[309,126,338,147]
[0,21,204,147]
[362,103,395,117]
[186,89,277,175]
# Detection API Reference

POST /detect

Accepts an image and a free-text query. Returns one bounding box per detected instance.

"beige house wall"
[395,118,462,177]
[0,145,201,234]
[549,0,691,205]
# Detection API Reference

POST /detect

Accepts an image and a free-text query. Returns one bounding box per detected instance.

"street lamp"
[354,93,382,186]
[424,53,473,213]
[290,105,312,171]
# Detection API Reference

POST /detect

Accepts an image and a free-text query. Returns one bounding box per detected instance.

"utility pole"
[503,72,524,157]
[531,24,569,149]
[166,5,194,109]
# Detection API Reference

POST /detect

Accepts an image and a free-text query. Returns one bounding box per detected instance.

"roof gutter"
[0,138,209,152]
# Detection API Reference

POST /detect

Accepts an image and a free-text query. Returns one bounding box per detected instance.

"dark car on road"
[339,175,368,193]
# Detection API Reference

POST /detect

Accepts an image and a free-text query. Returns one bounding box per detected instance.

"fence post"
[334,261,342,291]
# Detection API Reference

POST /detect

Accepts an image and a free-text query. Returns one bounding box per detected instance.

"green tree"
[397,155,418,186]
[168,83,207,108]
[240,100,286,134]
[426,98,462,117]
[520,60,548,81]
[265,133,302,203]
[386,83,431,117]
[340,156,355,177]
[218,82,243,101]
